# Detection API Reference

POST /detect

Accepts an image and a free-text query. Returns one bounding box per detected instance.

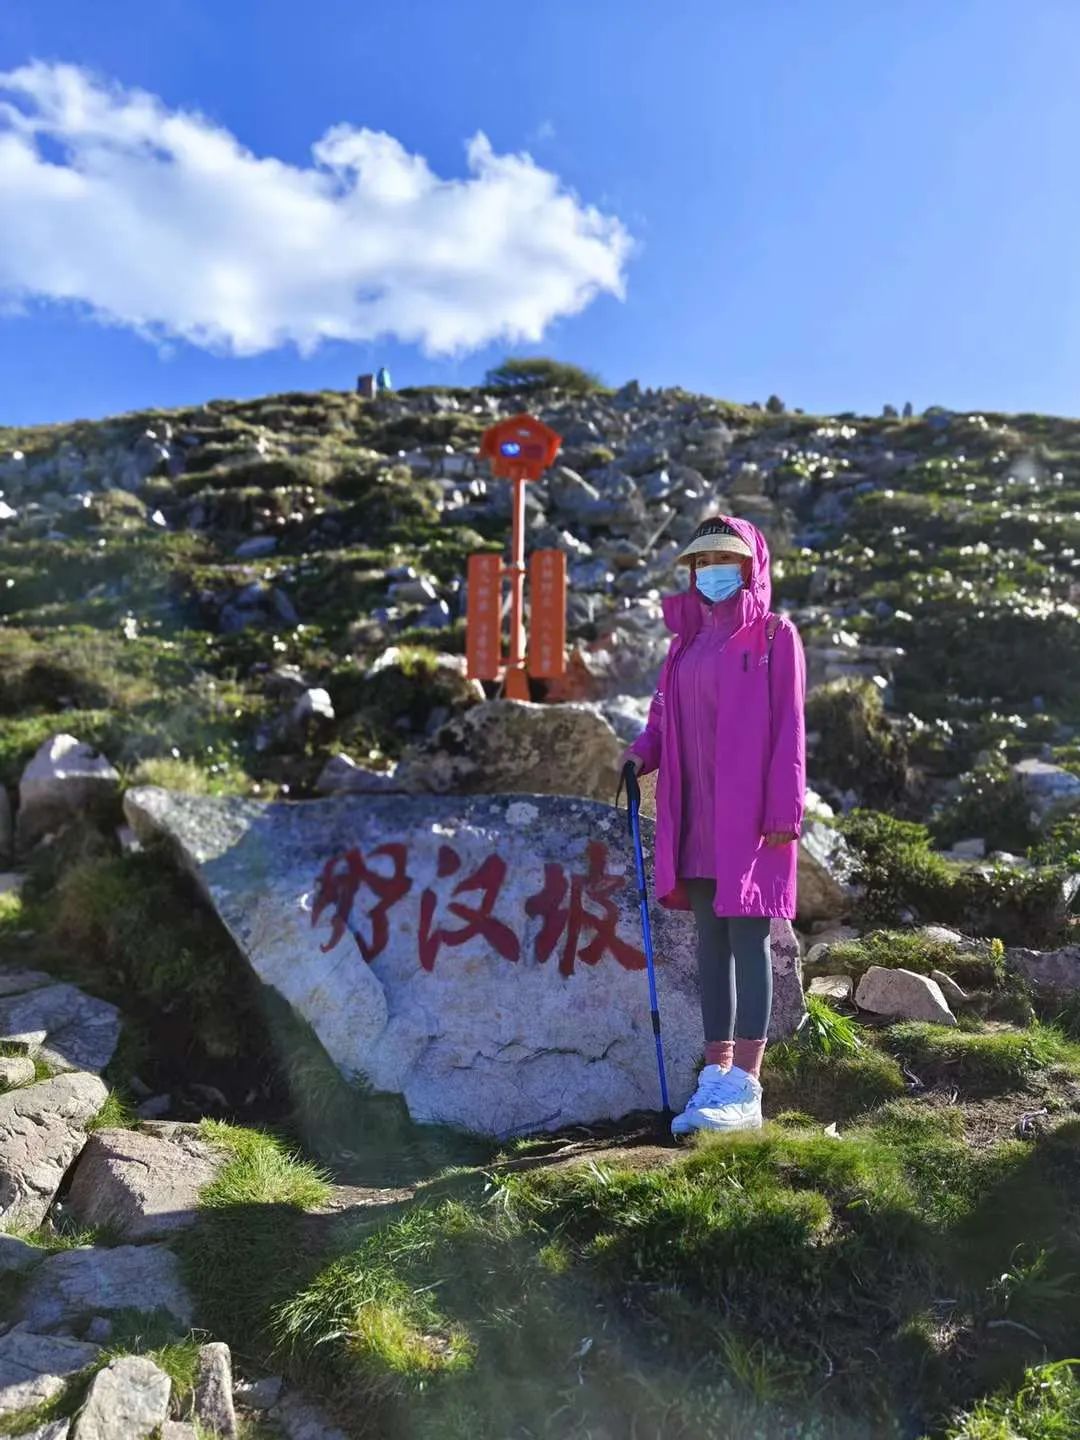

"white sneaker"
[671,1065,763,1137]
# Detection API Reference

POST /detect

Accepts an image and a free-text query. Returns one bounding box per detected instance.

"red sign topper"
[480,414,562,482]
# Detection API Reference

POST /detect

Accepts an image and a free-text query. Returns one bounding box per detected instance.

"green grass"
[839,811,1073,946]
[800,994,864,1056]
[177,1121,334,1365]
[197,1120,332,1210]
[102,1309,203,1401]
[87,1090,137,1132]
[762,1035,906,1120]
[261,1117,1080,1437]
[883,1021,1080,1091]
[943,1359,1080,1439]
[17,830,269,1065]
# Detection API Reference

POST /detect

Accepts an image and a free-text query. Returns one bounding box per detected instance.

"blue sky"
[2,0,1079,426]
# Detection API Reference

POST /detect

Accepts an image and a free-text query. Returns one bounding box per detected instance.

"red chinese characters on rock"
[525,840,646,976]
[311,843,412,961]
[418,845,521,972]
[312,840,643,976]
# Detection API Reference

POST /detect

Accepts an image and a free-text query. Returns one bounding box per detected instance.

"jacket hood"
[661,515,772,637]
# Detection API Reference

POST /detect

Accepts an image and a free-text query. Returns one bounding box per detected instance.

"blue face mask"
[695,563,744,603]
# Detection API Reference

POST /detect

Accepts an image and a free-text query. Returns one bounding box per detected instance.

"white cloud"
[0,62,631,357]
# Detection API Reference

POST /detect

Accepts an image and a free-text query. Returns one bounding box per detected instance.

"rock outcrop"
[125,785,805,1136]
[0,1072,108,1230]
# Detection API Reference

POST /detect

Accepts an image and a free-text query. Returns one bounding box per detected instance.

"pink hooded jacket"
[628,516,806,919]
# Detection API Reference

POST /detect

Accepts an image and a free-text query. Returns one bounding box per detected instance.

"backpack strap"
[765,612,781,646]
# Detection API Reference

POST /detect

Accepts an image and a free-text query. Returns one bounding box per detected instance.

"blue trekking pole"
[620,761,671,1116]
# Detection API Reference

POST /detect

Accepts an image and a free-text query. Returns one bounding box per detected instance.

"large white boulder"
[124,787,804,1138]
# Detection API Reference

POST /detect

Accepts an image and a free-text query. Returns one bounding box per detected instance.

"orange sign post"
[469,415,566,698]
[465,552,503,680]
[528,548,567,678]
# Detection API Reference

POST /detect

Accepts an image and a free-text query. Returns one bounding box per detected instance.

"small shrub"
[806,680,909,808]
[800,994,863,1056]
[484,356,604,395]
[931,756,1035,855]
[840,810,1070,944]
[87,1091,136,1132]
[1030,811,1080,871]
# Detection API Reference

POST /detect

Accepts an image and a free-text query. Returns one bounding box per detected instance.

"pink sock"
[733,1038,767,1079]
[704,1040,735,1069]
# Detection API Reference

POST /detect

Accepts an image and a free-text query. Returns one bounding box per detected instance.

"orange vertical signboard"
[527,549,567,678]
[466,552,503,680]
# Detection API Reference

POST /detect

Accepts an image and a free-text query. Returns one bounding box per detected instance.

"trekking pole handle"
[619,759,641,837]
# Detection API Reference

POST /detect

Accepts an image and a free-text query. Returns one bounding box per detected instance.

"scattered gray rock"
[0,1071,108,1229]
[160,1426,197,1440]
[388,575,438,605]
[289,688,335,733]
[1014,757,1080,828]
[1004,943,1080,997]
[271,1391,349,1440]
[0,982,120,1074]
[395,700,623,803]
[0,1234,41,1272]
[854,966,956,1026]
[770,920,808,1040]
[16,735,120,854]
[234,536,278,558]
[797,818,859,923]
[945,837,986,860]
[0,1055,36,1088]
[17,1244,193,1333]
[66,1126,227,1240]
[73,1355,171,1440]
[314,755,404,796]
[931,969,969,1006]
[808,975,854,1003]
[234,1376,283,1411]
[0,1327,100,1415]
[548,466,601,517]
[135,1095,171,1120]
[194,1343,237,1439]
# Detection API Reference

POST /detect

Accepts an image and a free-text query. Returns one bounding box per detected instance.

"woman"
[621,515,806,1136]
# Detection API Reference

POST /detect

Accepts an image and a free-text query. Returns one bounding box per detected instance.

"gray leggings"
[684,880,773,1041]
